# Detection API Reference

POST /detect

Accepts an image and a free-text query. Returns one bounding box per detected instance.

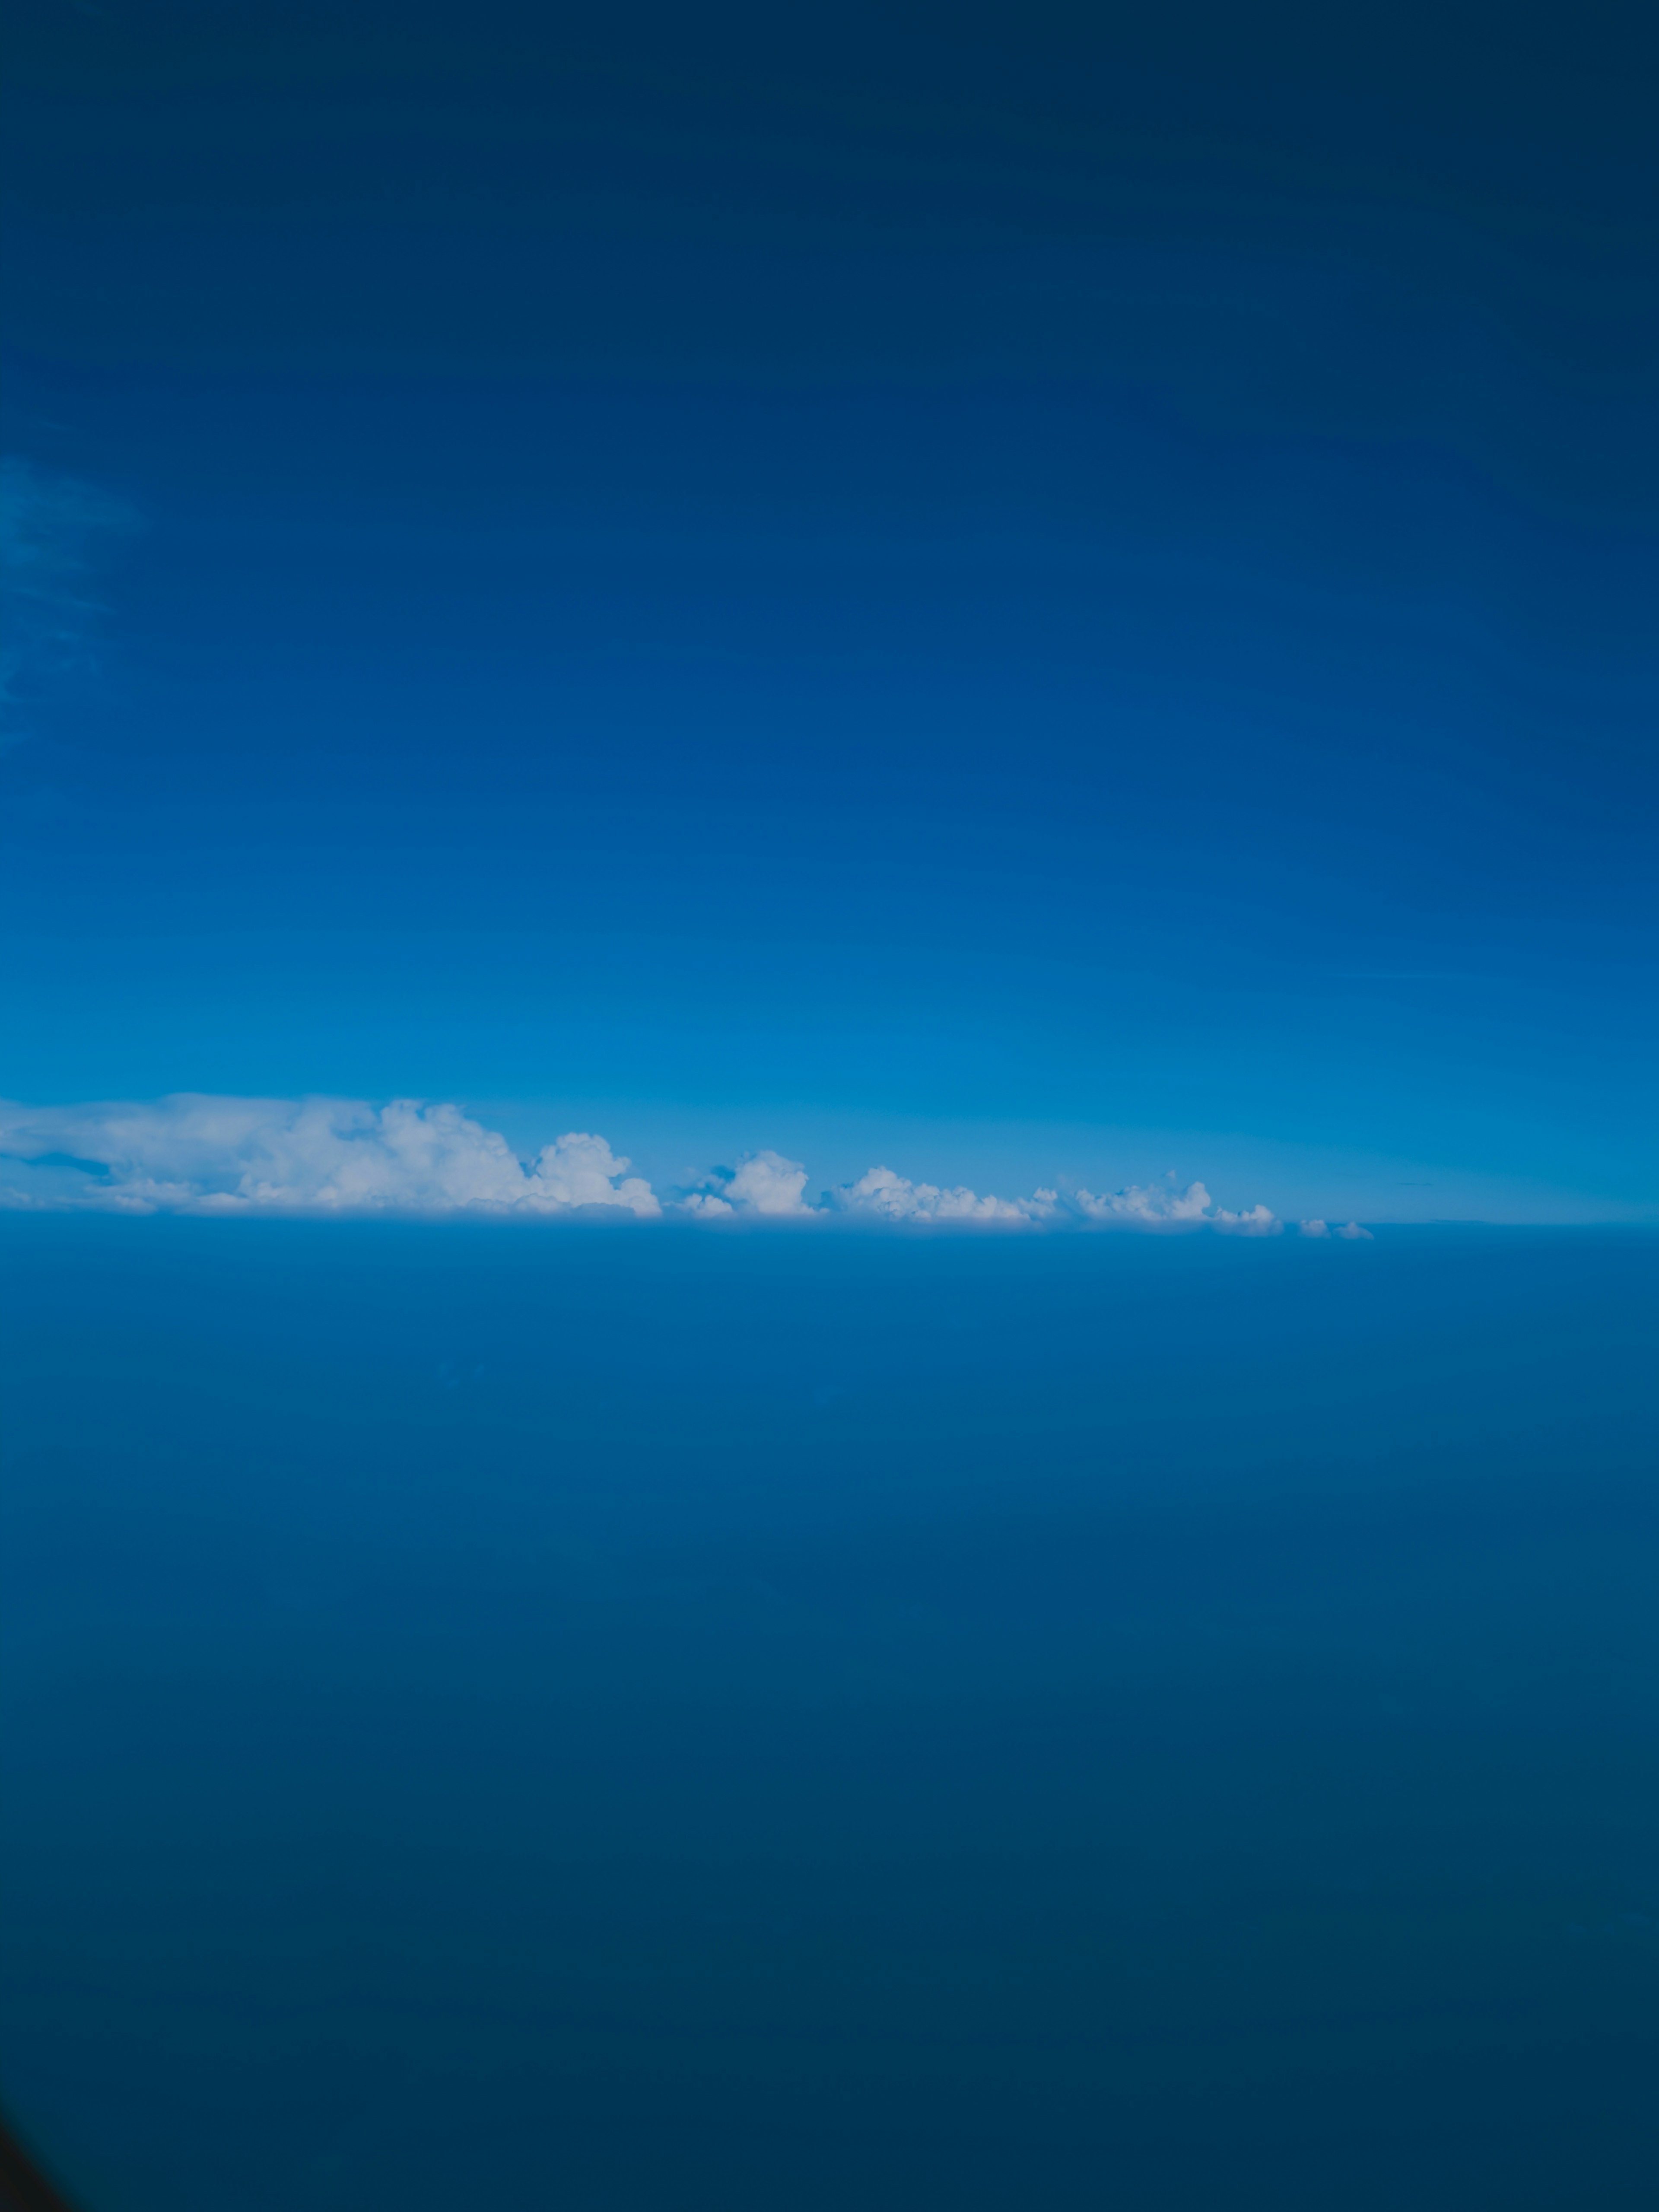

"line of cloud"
[0,1095,1374,1238]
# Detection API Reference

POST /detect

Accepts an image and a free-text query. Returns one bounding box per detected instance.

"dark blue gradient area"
[2,1219,1656,2210]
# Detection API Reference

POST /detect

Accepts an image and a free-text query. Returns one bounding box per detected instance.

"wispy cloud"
[0,1095,1312,1235]
[0,457,136,747]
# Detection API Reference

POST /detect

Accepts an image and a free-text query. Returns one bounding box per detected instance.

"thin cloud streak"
[0,456,136,746]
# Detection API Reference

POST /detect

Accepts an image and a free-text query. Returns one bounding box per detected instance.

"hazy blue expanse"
[2,1219,1655,2210]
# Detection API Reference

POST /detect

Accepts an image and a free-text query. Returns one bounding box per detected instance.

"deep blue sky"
[3,0,1655,1217]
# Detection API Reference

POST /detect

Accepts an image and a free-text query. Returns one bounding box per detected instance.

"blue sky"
[2,0,1655,1222]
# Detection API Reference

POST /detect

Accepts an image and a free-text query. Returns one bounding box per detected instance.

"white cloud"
[0,1096,660,1217]
[0,1097,1288,1236]
[1069,1177,1213,1224]
[1067,1176,1280,1234]
[684,1155,1063,1227]
[679,1149,815,1217]
[725,1150,814,1214]
[1334,1220,1375,1239]
[828,1166,1053,1224]
[1211,1202,1283,1237]
[1299,1218,1330,1237]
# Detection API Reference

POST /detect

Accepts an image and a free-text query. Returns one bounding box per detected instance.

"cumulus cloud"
[1070,1177,1211,1225]
[0,1096,660,1217]
[1210,1202,1282,1237]
[1334,1220,1374,1239]
[680,1154,1054,1226]
[683,1158,1281,1233]
[679,1149,815,1217]
[1299,1219,1330,1237]
[1067,1176,1281,1234]
[0,457,136,746]
[828,1166,1054,1224]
